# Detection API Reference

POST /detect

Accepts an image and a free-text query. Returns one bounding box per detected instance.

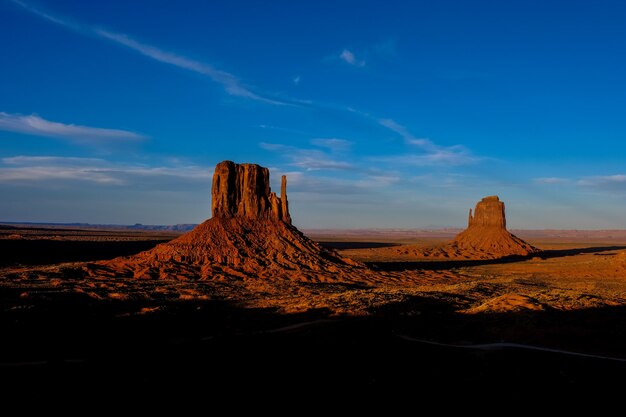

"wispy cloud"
[0,155,209,185]
[310,138,353,153]
[278,170,398,196]
[95,29,286,105]
[3,156,105,166]
[0,112,145,144]
[293,75,301,85]
[410,173,477,189]
[577,175,626,190]
[10,0,78,29]
[260,142,353,171]
[378,119,432,149]
[0,156,121,184]
[257,124,315,137]
[380,150,476,167]
[340,49,365,67]
[11,0,287,105]
[534,177,570,184]
[378,118,477,166]
[279,171,365,195]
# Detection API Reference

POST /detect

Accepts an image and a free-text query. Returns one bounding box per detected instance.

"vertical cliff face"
[468,196,506,228]
[211,160,291,224]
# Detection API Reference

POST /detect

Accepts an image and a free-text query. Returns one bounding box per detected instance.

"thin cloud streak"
[95,29,286,105]
[377,152,477,167]
[278,171,397,196]
[577,175,626,189]
[0,112,145,143]
[10,0,79,29]
[378,118,477,166]
[379,118,436,150]
[534,177,570,184]
[0,155,209,185]
[3,156,105,165]
[310,138,353,153]
[11,0,288,105]
[260,142,353,171]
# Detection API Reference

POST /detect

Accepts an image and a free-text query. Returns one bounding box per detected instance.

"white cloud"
[2,156,105,165]
[310,138,353,153]
[279,170,396,195]
[577,175,626,189]
[0,156,121,184]
[379,118,432,149]
[0,155,209,185]
[95,29,286,105]
[293,75,301,85]
[10,0,78,29]
[0,112,145,144]
[379,151,476,167]
[378,118,477,166]
[534,177,570,184]
[340,49,365,67]
[260,142,353,171]
[11,0,288,105]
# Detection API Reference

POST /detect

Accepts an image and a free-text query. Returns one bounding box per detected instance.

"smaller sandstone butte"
[451,196,539,258]
[383,195,540,260]
[212,161,291,223]
[467,196,506,228]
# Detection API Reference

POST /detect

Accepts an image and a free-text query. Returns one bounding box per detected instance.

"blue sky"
[1,0,625,228]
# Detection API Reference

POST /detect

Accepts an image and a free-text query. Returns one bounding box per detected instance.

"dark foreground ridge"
[3,294,626,402]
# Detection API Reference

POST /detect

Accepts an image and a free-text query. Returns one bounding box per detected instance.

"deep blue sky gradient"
[1,0,625,228]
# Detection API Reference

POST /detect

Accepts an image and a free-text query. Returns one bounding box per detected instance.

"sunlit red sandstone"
[86,161,358,280]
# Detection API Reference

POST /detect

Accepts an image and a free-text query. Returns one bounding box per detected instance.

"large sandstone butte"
[212,161,291,223]
[449,196,539,258]
[88,161,359,280]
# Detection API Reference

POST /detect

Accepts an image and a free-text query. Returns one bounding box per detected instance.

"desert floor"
[3,225,626,400]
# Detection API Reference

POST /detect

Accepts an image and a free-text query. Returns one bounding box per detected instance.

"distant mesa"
[385,195,540,260]
[451,196,539,258]
[87,160,360,281]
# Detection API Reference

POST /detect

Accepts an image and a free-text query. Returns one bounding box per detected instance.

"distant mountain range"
[0,222,198,232]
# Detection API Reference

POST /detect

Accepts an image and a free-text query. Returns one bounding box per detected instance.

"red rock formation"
[468,196,506,228]
[451,196,538,258]
[211,161,291,223]
[88,160,359,280]
[386,195,540,260]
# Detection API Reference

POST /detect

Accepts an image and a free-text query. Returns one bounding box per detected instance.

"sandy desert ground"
[3,224,626,400]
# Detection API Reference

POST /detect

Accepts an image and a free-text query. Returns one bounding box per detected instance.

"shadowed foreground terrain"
[3,226,626,402]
